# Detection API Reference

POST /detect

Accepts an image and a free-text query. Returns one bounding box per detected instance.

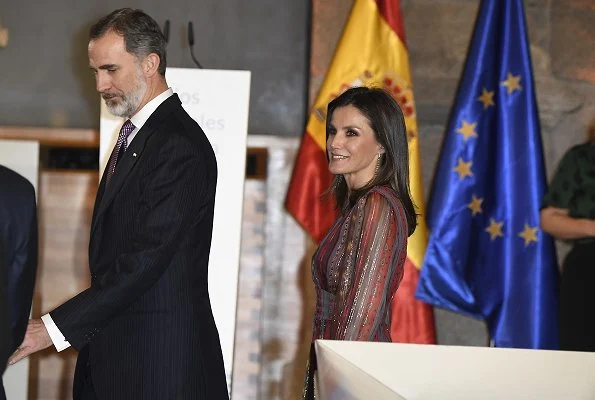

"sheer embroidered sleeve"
[328,189,407,341]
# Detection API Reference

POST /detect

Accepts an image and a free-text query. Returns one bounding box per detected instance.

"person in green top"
[540,125,595,351]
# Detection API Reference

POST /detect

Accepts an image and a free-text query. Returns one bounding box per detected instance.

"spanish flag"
[285,0,436,344]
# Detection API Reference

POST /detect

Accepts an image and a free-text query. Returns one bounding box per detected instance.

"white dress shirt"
[42,88,174,352]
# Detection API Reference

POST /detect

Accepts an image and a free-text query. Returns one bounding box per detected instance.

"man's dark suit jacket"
[0,165,38,399]
[0,244,9,374]
[0,242,11,400]
[50,94,228,399]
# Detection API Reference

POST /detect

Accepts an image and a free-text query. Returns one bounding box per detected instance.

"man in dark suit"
[0,165,38,400]
[9,8,228,399]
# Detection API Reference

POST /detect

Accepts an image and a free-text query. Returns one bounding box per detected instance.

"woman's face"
[327,105,384,190]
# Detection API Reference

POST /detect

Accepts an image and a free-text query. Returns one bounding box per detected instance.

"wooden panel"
[0,127,98,148]
[28,170,97,400]
[246,148,268,180]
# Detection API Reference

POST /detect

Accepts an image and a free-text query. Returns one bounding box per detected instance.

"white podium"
[315,340,595,400]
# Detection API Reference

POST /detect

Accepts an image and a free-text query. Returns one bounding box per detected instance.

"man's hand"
[8,319,53,365]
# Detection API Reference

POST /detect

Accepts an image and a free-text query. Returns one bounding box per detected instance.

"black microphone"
[187,21,203,68]
[163,20,170,43]
[187,21,194,46]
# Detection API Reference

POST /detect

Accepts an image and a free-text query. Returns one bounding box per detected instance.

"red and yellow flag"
[285,0,436,344]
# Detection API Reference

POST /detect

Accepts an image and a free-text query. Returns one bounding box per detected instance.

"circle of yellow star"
[518,224,539,246]
[485,219,504,241]
[457,120,478,141]
[478,88,495,109]
[454,158,473,180]
[501,73,522,95]
[468,195,484,216]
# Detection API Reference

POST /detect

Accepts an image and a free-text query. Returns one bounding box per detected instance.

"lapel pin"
[133,152,137,157]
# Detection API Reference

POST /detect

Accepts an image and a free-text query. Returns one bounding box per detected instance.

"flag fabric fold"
[415,0,559,349]
[286,0,436,344]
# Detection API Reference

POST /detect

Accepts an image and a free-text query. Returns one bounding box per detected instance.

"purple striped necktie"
[105,119,135,185]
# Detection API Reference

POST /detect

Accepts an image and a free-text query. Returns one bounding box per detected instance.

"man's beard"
[102,70,147,118]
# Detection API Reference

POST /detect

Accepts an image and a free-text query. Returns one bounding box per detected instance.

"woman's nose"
[329,135,343,149]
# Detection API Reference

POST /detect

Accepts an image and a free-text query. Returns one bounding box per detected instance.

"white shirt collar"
[126,88,173,145]
[130,87,174,130]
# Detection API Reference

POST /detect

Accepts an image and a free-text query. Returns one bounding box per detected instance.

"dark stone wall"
[310,0,595,346]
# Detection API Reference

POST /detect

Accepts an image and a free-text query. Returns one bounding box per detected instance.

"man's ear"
[143,53,160,76]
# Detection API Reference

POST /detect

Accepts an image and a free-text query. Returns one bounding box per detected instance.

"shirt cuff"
[41,313,71,352]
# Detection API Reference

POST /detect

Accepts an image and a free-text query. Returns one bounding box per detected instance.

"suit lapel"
[89,176,106,239]
[90,124,150,238]
[90,94,181,238]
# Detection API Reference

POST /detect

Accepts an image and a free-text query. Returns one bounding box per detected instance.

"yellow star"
[501,73,522,94]
[453,158,473,180]
[485,219,504,241]
[518,224,539,246]
[467,195,484,216]
[478,88,495,109]
[457,120,478,141]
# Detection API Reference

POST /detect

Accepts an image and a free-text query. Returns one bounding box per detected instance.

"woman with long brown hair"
[303,86,416,398]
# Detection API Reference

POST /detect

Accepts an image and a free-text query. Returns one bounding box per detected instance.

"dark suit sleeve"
[6,178,38,351]
[0,242,11,374]
[50,136,214,349]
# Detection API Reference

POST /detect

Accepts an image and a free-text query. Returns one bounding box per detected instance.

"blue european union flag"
[415,0,559,349]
